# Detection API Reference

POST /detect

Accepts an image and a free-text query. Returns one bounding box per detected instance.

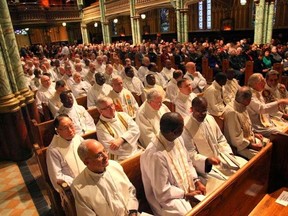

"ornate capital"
[0,94,20,113]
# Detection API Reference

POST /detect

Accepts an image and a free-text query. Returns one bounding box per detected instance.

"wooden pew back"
[186,142,273,216]
[222,59,229,73]
[245,61,253,85]
[202,58,213,84]
[76,96,88,110]
[120,152,152,214]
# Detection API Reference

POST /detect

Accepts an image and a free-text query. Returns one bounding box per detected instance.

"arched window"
[198,0,212,30]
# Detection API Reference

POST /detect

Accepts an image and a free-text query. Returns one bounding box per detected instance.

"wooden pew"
[222,59,229,73]
[120,153,153,214]
[186,142,273,216]
[272,63,288,88]
[202,58,213,84]
[163,101,175,112]
[156,55,163,71]
[132,92,143,107]
[245,60,253,86]
[76,95,88,110]
[186,131,288,216]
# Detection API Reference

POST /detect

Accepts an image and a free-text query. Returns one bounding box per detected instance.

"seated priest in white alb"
[96,97,141,162]
[223,68,240,105]
[71,139,139,216]
[141,112,206,216]
[174,78,197,118]
[122,66,144,97]
[58,90,96,135]
[141,74,166,102]
[46,114,86,191]
[87,72,112,109]
[70,72,91,98]
[182,97,247,194]
[108,76,139,119]
[160,59,175,87]
[166,69,183,103]
[247,73,288,137]
[224,87,264,160]
[136,89,170,148]
[184,62,207,93]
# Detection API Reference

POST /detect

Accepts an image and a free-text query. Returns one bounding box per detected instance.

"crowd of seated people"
[23,38,288,216]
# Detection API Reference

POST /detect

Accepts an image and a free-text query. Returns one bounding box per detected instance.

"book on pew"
[219,152,240,171]
[209,167,228,180]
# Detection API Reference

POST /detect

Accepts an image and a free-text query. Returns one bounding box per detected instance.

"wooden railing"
[8,3,81,25]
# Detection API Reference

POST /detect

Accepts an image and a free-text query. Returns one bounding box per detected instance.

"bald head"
[235,86,252,106]
[160,112,184,141]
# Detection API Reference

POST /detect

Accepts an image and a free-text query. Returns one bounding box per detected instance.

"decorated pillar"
[80,22,89,44]
[254,0,265,44]
[180,8,188,43]
[99,0,111,44]
[0,0,34,160]
[266,0,275,44]
[175,0,181,42]
[262,0,269,43]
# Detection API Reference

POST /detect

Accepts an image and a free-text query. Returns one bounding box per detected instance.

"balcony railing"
[8,2,81,25]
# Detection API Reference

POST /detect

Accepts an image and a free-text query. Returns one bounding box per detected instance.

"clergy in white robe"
[160,59,175,87]
[203,73,227,117]
[247,73,288,137]
[223,69,240,105]
[70,72,91,98]
[174,78,197,118]
[224,87,264,159]
[36,75,56,113]
[123,72,144,97]
[141,112,205,216]
[182,97,247,193]
[108,76,139,118]
[166,70,183,103]
[184,62,207,93]
[72,139,139,216]
[46,115,86,191]
[58,91,96,135]
[138,57,150,82]
[87,72,112,109]
[142,74,166,102]
[84,63,97,85]
[136,89,170,148]
[96,97,140,161]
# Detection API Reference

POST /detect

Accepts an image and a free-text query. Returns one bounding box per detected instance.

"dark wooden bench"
[186,132,288,215]
[76,95,88,110]
[202,58,213,84]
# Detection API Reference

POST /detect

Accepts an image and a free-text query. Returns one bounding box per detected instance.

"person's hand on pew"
[277,98,288,106]
[207,157,221,165]
[255,133,263,141]
[281,113,288,121]
[184,190,203,200]
[194,180,206,195]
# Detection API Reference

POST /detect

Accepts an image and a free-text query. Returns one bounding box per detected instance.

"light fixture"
[94,22,98,27]
[113,18,118,24]
[240,0,247,5]
[141,14,146,20]
[62,22,66,27]
[24,28,29,31]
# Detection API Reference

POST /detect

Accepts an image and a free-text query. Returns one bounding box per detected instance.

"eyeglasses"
[92,149,108,160]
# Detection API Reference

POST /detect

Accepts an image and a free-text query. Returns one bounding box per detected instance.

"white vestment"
[36,83,56,111]
[224,101,260,159]
[247,89,282,137]
[122,76,144,96]
[161,67,175,87]
[184,72,207,93]
[108,88,139,118]
[223,79,240,105]
[71,161,138,216]
[71,81,91,98]
[166,78,179,103]
[141,134,197,216]
[136,102,170,148]
[46,134,85,191]
[138,66,149,82]
[203,81,226,117]
[96,112,140,161]
[174,92,197,119]
[87,83,112,109]
[182,115,246,189]
[58,104,96,135]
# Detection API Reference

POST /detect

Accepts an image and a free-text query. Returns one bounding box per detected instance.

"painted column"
[0,0,33,160]
[254,0,265,44]
[99,0,111,44]
[262,0,269,43]
[133,16,141,45]
[176,0,181,42]
[81,23,89,44]
[129,0,136,44]
[266,0,275,44]
[181,8,188,43]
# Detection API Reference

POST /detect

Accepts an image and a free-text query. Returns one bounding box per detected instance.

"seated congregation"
[28,41,288,216]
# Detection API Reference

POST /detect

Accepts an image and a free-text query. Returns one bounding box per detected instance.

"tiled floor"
[0,156,52,216]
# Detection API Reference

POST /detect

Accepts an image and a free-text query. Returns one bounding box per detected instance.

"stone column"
[254,0,265,44]
[132,15,141,45]
[129,0,136,44]
[176,0,181,42]
[81,22,89,44]
[266,0,275,44]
